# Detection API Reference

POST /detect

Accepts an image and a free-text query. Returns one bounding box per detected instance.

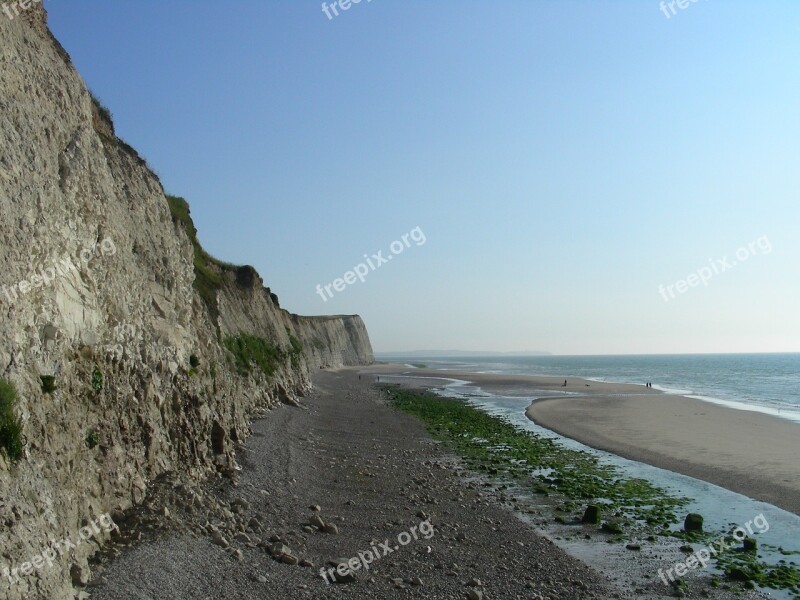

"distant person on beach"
[562,380,567,387]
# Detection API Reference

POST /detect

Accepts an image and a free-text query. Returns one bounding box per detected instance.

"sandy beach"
[363,363,800,516]
[527,393,800,516]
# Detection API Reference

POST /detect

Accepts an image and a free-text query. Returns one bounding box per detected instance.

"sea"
[380,353,800,423]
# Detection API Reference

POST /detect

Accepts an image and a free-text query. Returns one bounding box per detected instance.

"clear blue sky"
[46,1,800,354]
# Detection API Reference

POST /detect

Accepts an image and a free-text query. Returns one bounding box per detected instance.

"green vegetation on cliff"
[166,195,232,324]
[224,333,303,380]
[0,379,24,461]
[224,334,284,379]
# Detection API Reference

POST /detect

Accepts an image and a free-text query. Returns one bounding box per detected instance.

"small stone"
[309,515,325,529]
[270,543,290,557]
[323,523,339,535]
[210,530,229,548]
[467,578,482,587]
[466,590,484,600]
[232,498,250,511]
[626,543,641,551]
[281,554,299,566]
[70,563,90,586]
[601,521,623,534]
[235,532,251,544]
[309,505,321,512]
[328,562,357,583]
[411,576,423,586]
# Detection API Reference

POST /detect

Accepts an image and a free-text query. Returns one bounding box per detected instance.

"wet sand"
[527,393,800,516]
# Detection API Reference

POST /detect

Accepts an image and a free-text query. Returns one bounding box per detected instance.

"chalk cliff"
[0,7,373,599]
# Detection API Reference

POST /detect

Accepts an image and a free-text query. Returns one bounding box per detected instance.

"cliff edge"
[0,7,373,599]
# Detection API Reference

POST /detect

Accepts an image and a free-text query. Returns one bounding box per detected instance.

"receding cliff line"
[0,7,372,599]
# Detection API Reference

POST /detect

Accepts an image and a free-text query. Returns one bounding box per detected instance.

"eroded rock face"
[0,8,373,599]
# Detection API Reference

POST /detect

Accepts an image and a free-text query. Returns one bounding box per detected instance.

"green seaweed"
[389,388,688,530]
[388,387,800,596]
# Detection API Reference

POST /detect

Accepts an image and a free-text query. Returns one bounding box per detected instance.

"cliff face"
[0,8,372,599]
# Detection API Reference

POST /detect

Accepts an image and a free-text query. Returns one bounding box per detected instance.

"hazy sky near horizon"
[46,1,799,355]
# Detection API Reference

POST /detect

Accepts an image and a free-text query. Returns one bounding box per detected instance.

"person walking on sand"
[562,380,567,387]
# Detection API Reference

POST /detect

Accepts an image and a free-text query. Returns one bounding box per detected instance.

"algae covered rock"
[684,513,703,533]
[582,505,601,525]
[601,520,624,534]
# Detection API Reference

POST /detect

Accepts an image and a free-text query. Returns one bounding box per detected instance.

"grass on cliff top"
[388,387,800,596]
[0,379,24,461]
[166,195,237,325]
[90,91,113,125]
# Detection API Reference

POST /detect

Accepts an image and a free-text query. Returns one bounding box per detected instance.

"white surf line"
[372,374,473,387]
